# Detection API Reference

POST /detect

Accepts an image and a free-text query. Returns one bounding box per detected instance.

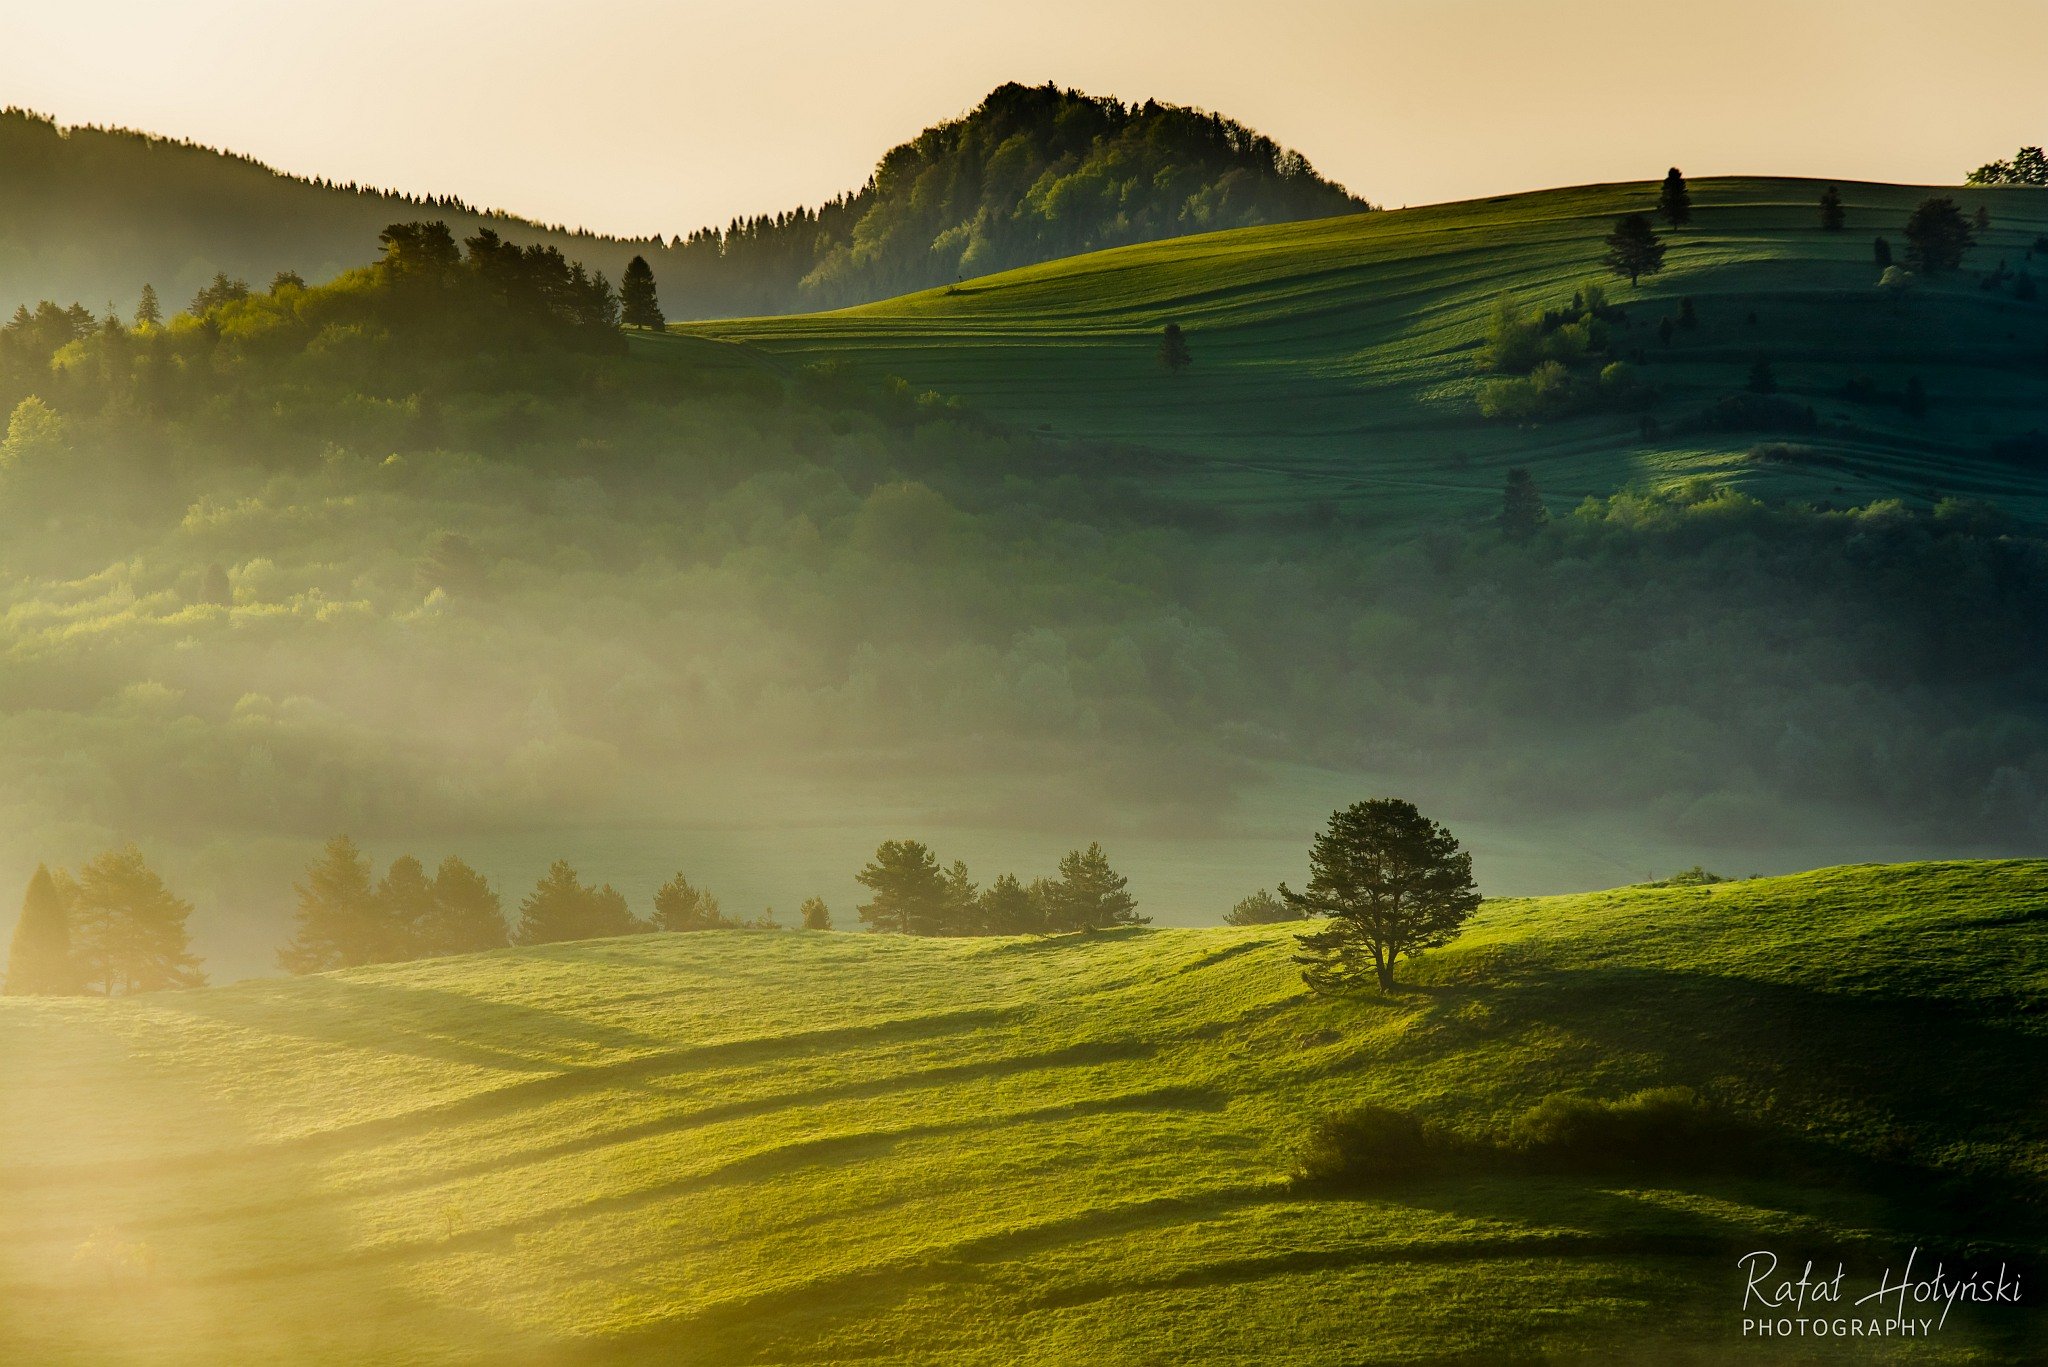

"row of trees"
[1,850,204,996]
[854,839,1146,934]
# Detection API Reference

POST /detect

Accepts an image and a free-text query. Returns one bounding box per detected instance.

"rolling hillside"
[684,177,2048,525]
[4,861,2043,1363]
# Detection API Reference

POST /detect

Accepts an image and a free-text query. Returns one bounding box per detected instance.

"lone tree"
[799,897,832,930]
[1041,843,1146,931]
[1658,167,1692,230]
[1819,186,1845,232]
[1500,466,1548,540]
[1222,889,1302,926]
[1873,236,1893,269]
[1603,213,1666,287]
[72,847,205,995]
[134,283,163,328]
[514,860,640,944]
[855,839,951,934]
[619,255,665,330]
[1158,322,1193,373]
[1282,799,1481,994]
[3,866,82,995]
[1902,197,1975,274]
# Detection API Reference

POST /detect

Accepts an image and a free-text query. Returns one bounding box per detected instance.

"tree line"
[1,849,203,996]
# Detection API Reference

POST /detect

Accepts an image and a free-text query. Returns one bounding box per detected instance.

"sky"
[4,0,2044,238]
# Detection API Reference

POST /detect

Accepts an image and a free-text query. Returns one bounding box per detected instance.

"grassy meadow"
[4,860,2043,1363]
[685,177,2048,523]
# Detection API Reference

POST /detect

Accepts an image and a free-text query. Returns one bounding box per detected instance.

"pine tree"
[134,283,162,328]
[373,856,434,955]
[1040,843,1145,931]
[855,840,950,934]
[1603,213,1666,287]
[619,255,665,330]
[1819,186,1845,232]
[1902,197,1974,274]
[799,897,832,930]
[277,835,383,973]
[514,860,641,944]
[72,848,204,995]
[3,866,82,995]
[418,856,507,954]
[1658,167,1692,230]
[941,859,979,934]
[1222,889,1301,926]
[1158,322,1193,373]
[1283,799,1480,994]
[1499,466,1548,540]
[651,872,729,931]
[977,872,1043,935]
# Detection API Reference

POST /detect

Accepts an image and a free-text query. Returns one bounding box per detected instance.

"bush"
[1507,1087,1750,1170]
[1294,1105,1462,1185]
[1678,392,1818,434]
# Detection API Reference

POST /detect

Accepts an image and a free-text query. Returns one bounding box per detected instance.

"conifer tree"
[855,840,950,934]
[277,835,383,973]
[977,872,1043,935]
[1500,466,1548,540]
[3,866,82,995]
[799,897,832,930]
[1284,799,1479,994]
[651,873,729,931]
[1158,322,1193,373]
[1040,843,1145,931]
[1874,236,1893,269]
[134,283,162,328]
[374,856,434,954]
[1223,889,1301,926]
[1603,213,1667,287]
[1658,167,1692,230]
[1819,186,1845,232]
[419,856,508,955]
[73,848,204,995]
[514,860,641,944]
[619,255,665,329]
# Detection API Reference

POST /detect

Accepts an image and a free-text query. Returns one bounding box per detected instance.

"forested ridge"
[0,83,1364,320]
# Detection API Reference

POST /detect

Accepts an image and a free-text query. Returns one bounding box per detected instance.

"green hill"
[4,861,2042,1362]
[0,85,1362,322]
[685,177,2048,525]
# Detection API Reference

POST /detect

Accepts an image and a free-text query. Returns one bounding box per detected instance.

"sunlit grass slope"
[3,861,2044,1363]
[683,178,2048,522]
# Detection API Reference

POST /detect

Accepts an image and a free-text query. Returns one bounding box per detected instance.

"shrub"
[1678,393,1819,434]
[1294,1105,1462,1185]
[1507,1087,1749,1170]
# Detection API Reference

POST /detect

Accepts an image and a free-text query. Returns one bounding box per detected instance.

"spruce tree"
[1658,167,1692,230]
[134,283,162,328]
[72,848,204,995]
[420,856,508,954]
[373,856,434,956]
[1903,197,1974,274]
[855,840,950,934]
[3,866,82,995]
[619,255,665,330]
[977,872,1043,935]
[1499,466,1548,540]
[799,897,832,930]
[1819,186,1845,232]
[1040,843,1145,931]
[277,835,381,973]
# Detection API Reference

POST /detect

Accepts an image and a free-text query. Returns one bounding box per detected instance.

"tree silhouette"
[514,860,640,944]
[1902,197,1974,274]
[1603,213,1666,287]
[855,839,950,933]
[619,255,665,330]
[3,866,82,995]
[1658,167,1692,230]
[134,283,162,328]
[1819,187,1845,232]
[1500,466,1548,540]
[73,847,205,995]
[1040,843,1145,931]
[1158,322,1193,373]
[1284,799,1480,993]
[799,897,832,930]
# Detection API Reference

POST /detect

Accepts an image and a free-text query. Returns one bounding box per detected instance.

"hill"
[0,86,1363,321]
[3,860,2042,1362]
[686,176,2048,524]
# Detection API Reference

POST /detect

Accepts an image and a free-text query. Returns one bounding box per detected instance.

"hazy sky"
[5,1,2043,237]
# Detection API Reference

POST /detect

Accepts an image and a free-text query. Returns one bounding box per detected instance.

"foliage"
[652,874,732,932]
[1283,799,1480,993]
[1499,466,1547,539]
[1657,167,1691,230]
[1967,145,2048,186]
[1039,842,1145,931]
[513,859,642,945]
[1157,322,1192,372]
[2,867,81,995]
[619,255,664,330]
[1902,196,1975,274]
[70,847,204,994]
[1819,185,1844,231]
[798,896,831,931]
[1221,888,1298,925]
[1602,212,1665,285]
[855,840,950,934]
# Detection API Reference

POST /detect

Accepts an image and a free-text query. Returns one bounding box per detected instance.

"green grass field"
[5,861,2043,1363]
[681,178,2048,524]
